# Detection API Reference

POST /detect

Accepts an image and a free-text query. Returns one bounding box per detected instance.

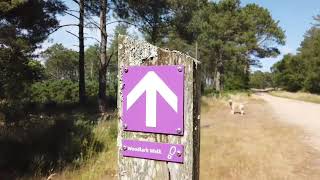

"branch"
[66,30,79,39]
[106,20,136,27]
[64,11,79,20]
[257,34,271,46]
[84,36,101,43]
[48,24,79,36]
[85,21,101,30]
[71,0,79,5]
[106,50,114,68]
[66,9,79,13]
[85,20,108,39]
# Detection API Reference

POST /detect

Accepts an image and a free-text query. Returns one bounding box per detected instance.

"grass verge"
[55,119,118,180]
[0,112,118,180]
[270,91,320,104]
[200,95,320,180]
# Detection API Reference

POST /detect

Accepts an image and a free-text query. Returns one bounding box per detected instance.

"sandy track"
[258,93,320,151]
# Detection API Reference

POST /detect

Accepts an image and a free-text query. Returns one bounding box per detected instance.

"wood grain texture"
[117,36,200,180]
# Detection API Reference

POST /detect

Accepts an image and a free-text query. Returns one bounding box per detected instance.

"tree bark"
[79,0,86,104]
[215,52,224,92]
[98,0,107,112]
[215,67,221,91]
[243,60,250,89]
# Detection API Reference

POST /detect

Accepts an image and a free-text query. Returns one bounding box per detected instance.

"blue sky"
[41,0,320,72]
[242,0,320,71]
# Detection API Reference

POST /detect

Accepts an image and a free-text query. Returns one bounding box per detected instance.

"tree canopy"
[190,0,285,91]
[0,0,66,101]
[272,26,320,93]
[42,44,79,81]
[113,0,172,44]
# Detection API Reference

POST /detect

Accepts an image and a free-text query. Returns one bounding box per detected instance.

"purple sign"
[121,139,184,163]
[122,65,184,135]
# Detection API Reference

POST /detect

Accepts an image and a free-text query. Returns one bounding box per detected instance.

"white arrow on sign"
[127,71,178,128]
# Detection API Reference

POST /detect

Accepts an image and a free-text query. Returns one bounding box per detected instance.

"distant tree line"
[249,71,274,89]
[249,16,320,94]
[270,18,320,94]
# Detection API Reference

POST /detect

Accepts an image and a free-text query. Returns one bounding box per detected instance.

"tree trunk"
[98,0,107,112]
[79,0,86,104]
[117,35,201,180]
[215,52,224,92]
[215,68,221,91]
[243,60,250,89]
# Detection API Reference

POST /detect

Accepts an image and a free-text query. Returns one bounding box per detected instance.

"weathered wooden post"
[117,36,201,180]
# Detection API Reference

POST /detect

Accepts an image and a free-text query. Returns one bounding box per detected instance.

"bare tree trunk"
[215,68,221,91]
[98,0,107,112]
[215,52,224,92]
[79,0,86,104]
[243,60,250,89]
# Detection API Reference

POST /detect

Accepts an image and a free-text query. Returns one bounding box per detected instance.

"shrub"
[30,80,78,104]
[29,80,116,105]
[0,112,107,176]
[304,72,320,94]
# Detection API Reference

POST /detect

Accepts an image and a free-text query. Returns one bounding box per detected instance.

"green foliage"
[0,49,33,101]
[224,59,250,90]
[188,0,285,92]
[30,80,101,105]
[272,26,320,94]
[30,80,79,105]
[28,60,46,81]
[85,44,100,81]
[225,73,248,90]
[111,0,285,93]
[272,54,306,92]
[304,72,320,93]
[249,71,274,89]
[0,112,117,177]
[0,0,66,102]
[42,44,79,81]
[113,0,172,44]
[28,80,117,107]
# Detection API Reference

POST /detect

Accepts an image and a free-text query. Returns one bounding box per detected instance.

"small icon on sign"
[167,146,177,160]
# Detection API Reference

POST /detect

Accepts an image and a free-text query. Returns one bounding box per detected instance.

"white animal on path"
[228,99,245,115]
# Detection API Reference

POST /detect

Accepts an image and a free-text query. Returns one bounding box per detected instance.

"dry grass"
[270,91,320,104]
[47,93,320,180]
[200,95,320,180]
[56,120,118,180]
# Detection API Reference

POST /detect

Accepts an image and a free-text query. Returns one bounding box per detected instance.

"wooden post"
[117,36,201,180]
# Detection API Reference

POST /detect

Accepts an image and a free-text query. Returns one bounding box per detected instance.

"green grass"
[270,91,320,104]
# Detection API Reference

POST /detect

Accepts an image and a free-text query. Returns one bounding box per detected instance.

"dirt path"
[200,96,320,179]
[258,93,320,151]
